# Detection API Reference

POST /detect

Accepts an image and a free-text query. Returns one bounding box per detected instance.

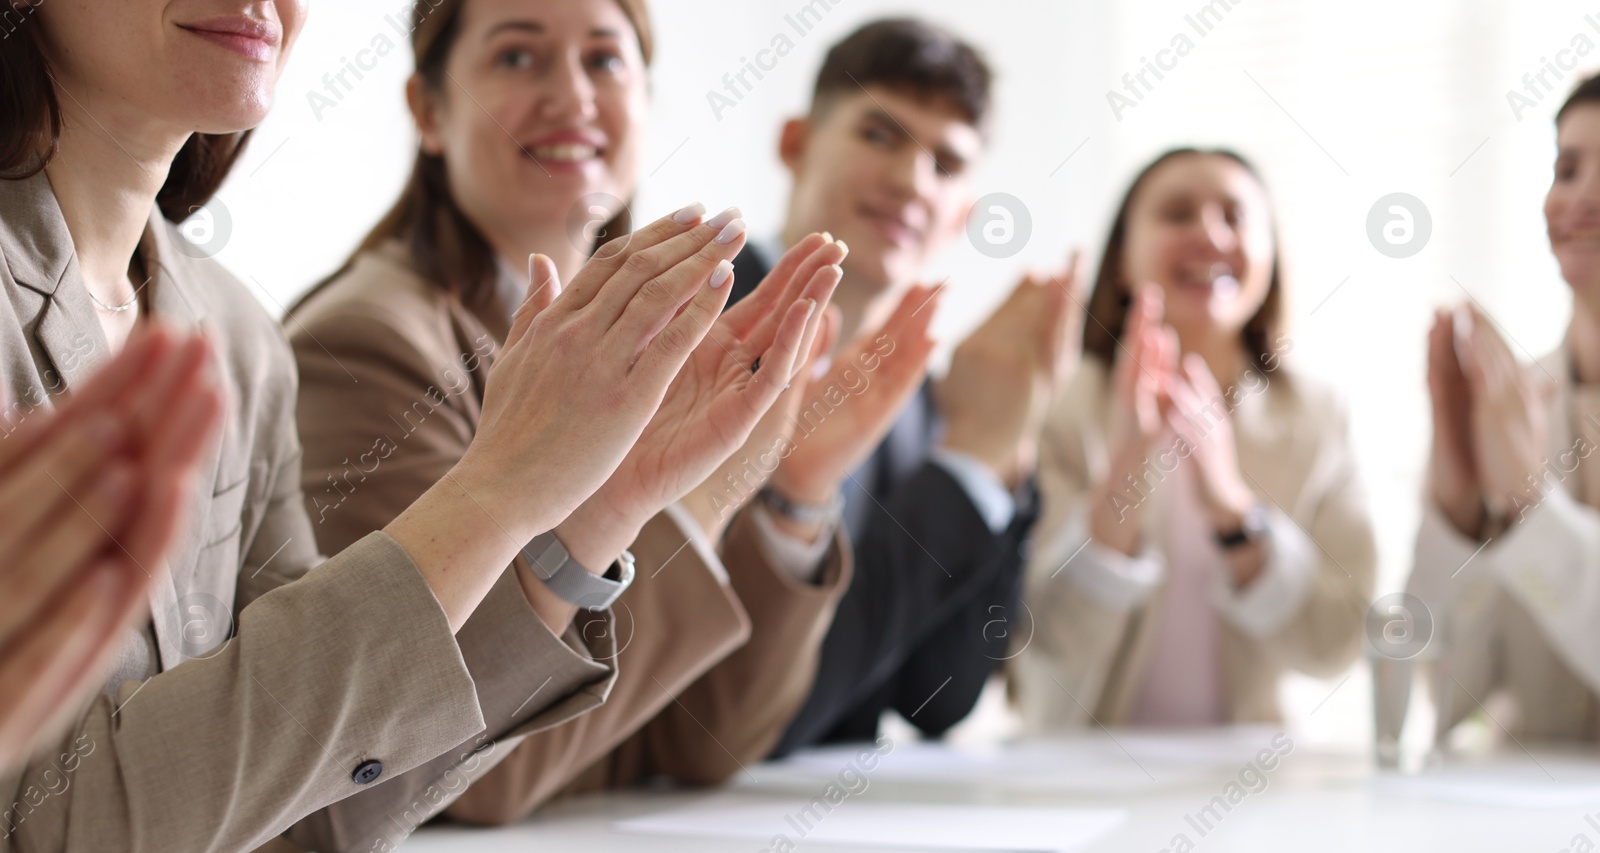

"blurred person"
[1410,73,1600,742]
[1013,149,1376,730]
[288,0,852,827]
[0,328,221,773]
[0,0,767,848]
[719,18,1082,755]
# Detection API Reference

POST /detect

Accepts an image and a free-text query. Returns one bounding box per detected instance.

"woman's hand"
[1089,286,1178,555]
[1460,304,1548,532]
[558,232,846,565]
[680,302,842,542]
[0,326,223,771]
[1427,307,1484,537]
[390,205,764,630]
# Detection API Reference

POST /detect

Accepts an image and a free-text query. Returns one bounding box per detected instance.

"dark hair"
[0,2,250,222]
[811,17,992,130]
[1557,72,1600,126]
[313,0,653,313]
[1081,148,1285,374]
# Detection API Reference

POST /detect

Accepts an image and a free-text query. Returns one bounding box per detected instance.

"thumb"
[507,254,562,349]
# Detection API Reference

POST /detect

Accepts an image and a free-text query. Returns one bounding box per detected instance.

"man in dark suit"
[722,18,1082,754]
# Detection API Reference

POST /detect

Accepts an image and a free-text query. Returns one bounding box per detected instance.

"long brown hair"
[0,2,250,222]
[1081,148,1285,373]
[313,0,653,313]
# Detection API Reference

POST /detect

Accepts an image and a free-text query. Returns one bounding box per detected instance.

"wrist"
[768,469,841,509]
[555,499,643,575]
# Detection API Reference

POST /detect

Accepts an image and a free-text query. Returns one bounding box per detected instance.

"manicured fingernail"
[707,206,741,230]
[710,259,734,289]
[821,231,834,242]
[715,219,746,245]
[673,202,705,224]
[835,240,849,259]
[802,298,817,320]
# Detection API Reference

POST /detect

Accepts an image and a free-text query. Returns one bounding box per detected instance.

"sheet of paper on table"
[1375,760,1600,810]
[767,727,1286,794]
[614,794,1127,852]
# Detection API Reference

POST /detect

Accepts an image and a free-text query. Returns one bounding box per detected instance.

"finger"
[590,208,742,328]
[736,240,847,351]
[0,460,136,643]
[629,255,740,386]
[720,232,830,335]
[0,413,125,560]
[560,202,711,310]
[126,335,213,454]
[0,329,166,474]
[781,265,844,385]
[506,254,562,352]
[803,304,843,384]
[748,299,820,411]
[613,220,749,363]
[142,378,226,479]
[0,560,131,767]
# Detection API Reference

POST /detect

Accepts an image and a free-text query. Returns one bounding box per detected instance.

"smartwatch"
[519,532,635,611]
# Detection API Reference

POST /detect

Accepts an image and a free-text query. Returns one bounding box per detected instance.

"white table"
[401,730,1600,852]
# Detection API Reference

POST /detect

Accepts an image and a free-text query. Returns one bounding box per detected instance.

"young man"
[726,18,1081,753]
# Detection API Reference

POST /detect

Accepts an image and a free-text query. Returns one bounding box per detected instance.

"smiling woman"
[0,0,782,848]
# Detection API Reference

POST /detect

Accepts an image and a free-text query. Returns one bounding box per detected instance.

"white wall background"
[205,0,1600,746]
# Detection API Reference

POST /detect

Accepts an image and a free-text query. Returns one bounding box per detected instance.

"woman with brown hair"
[0,0,809,849]
[1409,74,1600,742]
[288,0,852,828]
[1012,149,1376,729]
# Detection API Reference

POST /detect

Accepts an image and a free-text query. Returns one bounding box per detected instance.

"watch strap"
[520,532,635,611]
[758,487,844,527]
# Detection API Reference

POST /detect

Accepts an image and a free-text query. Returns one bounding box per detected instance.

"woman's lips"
[180,19,279,62]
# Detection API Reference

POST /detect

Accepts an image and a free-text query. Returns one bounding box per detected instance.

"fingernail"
[821,231,834,242]
[715,219,747,245]
[673,202,706,224]
[802,298,817,320]
[835,240,849,259]
[707,206,742,230]
[710,259,734,289]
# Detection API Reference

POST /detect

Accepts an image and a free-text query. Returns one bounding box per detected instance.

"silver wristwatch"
[758,486,845,527]
[519,532,635,611]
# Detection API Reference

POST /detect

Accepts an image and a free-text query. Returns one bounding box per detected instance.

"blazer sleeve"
[771,460,1030,755]
[442,509,749,826]
[1407,500,1501,729]
[286,307,618,850]
[1238,397,1376,680]
[628,505,852,785]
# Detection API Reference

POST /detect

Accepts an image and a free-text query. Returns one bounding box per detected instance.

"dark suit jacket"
[727,247,1039,755]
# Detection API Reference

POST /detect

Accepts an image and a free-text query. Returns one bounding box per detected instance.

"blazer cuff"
[1046,505,1164,611]
[663,500,731,585]
[746,502,836,585]
[1495,486,1592,621]
[462,563,618,742]
[1212,507,1317,638]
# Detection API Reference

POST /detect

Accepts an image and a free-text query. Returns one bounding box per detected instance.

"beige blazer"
[0,171,617,853]
[288,242,849,826]
[1012,355,1376,729]
[1409,340,1600,741]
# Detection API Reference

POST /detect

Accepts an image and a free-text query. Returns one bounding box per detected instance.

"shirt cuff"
[930,447,1016,533]
[1044,505,1165,611]
[1212,507,1317,638]
[1495,486,1585,619]
[748,502,835,585]
[661,501,731,586]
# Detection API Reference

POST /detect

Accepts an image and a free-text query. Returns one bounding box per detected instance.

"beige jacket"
[1409,340,1600,741]
[288,242,849,826]
[0,172,616,852]
[1013,355,1376,729]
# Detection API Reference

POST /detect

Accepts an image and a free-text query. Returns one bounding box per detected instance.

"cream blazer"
[0,171,616,852]
[1012,355,1377,730]
[1409,340,1600,741]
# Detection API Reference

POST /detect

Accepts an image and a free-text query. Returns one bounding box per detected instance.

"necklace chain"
[87,276,150,314]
